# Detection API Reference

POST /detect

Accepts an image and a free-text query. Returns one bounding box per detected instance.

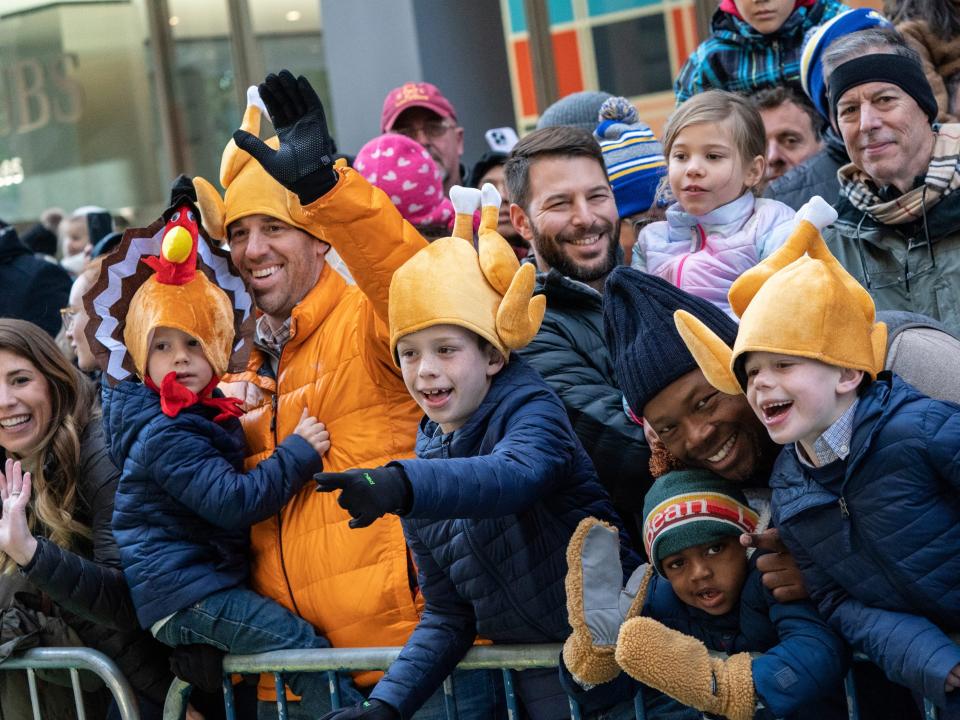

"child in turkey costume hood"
[88,180,342,713]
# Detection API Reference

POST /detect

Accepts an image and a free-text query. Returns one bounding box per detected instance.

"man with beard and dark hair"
[506,126,652,546]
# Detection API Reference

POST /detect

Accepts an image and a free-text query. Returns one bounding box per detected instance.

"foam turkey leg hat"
[83,177,255,385]
[672,196,887,396]
[388,182,546,361]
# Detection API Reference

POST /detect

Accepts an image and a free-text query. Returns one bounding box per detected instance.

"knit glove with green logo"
[315,466,412,528]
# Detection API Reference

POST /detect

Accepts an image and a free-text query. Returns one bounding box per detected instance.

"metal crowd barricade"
[0,646,140,720]
[161,644,949,720]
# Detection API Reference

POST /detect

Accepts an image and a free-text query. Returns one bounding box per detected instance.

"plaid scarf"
[838,124,960,225]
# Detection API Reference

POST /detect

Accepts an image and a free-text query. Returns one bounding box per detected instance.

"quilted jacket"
[632,192,796,316]
[105,379,320,629]
[562,559,849,719]
[517,269,652,545]
[771,374,960,710]
[369,359,638,717]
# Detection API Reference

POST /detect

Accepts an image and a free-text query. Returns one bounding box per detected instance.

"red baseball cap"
[380,82,458,132]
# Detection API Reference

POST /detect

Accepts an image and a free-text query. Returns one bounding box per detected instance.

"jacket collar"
[415,358,536,456]
[666,192,756,241]
[711,1,822,43]
[534,268,602,308]
[244,261,346,373]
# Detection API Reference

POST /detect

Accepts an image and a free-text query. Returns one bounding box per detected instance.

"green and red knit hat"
[643,469,759,576]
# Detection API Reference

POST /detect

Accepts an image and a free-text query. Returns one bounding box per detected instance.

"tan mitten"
[615,616,755,720]
[563,518,652,688]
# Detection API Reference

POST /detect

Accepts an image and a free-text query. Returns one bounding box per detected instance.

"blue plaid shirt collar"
[797,399,858,468]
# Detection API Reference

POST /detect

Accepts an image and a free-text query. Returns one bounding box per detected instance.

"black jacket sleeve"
[21,420,138,631]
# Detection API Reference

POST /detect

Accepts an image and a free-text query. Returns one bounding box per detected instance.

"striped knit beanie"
[594,97,667,218]
[643,469,759,576]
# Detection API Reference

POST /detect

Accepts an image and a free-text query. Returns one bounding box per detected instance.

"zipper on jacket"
[269,364,304,619]
[838,496,850,519]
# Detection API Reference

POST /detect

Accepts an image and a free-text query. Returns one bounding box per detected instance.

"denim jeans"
[257,668,505,719]
[155,587,338,717]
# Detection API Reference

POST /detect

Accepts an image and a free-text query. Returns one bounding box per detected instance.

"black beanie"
[603,267,738,417]
[21,223,58,257]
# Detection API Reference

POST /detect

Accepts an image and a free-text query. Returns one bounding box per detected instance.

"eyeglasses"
[392,120,455,141]
[60,307,78,330]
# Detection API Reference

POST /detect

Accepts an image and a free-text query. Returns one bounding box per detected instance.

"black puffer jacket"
[516,270,652,546]
[18,418,172,705]
[0,226,71,337]
[763,129,849,211]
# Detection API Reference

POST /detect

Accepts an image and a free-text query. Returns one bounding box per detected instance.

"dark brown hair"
[505,126,606,210]
[0,319,94,574]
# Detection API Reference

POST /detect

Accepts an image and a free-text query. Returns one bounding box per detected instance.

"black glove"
[319,699,399,720]
[168,643,225,694]
[233,69,338,204]
[315,465,412,529]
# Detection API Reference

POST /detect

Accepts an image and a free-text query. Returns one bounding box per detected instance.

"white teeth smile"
[568,235,600,246]
[707,432,736,463]
[762,400,792,417]
[0,415,29,428]
[421,389,450,396]
[251,265,281,279]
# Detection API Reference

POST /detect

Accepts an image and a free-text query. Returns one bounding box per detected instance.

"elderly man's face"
[759,101,823,181]
[835,81,935,194]
[643,369,778,483]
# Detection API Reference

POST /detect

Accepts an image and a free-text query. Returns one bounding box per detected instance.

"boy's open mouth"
[695,587,724,608]
[761,400,793,424]
[420,387,452,408]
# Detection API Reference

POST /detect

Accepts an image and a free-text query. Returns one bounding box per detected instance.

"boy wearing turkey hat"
[314,185,638,720]
[674,200,960,715]
[92,190,341,713]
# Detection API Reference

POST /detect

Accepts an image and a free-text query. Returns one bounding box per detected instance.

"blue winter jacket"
[771,374,960,711]
[369,359,639,717]
[561,559,848,719]
[105,380,322,629]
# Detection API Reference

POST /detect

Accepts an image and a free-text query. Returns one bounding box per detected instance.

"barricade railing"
[161,643,953,720]
[0,646,140,720]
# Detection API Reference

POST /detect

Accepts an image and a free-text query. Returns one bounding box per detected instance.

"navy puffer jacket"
[771,374,960,711]
[369,359,638,716]
[105,380,321,629]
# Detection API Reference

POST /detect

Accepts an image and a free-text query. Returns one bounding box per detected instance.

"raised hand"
[293,408,331,457]
[0,458,38,566]
[314,466,411,529]
[233,70,338,204]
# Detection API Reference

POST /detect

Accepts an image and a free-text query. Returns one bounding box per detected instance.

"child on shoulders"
[675,0,848,102]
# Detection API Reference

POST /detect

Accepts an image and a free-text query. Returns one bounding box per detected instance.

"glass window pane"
[592,16,673,97]
[0,2,166,224]
[166,0,238,187]
[249,0,333,137]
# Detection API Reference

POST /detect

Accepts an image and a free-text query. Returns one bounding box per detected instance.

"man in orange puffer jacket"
[193,71,497,718]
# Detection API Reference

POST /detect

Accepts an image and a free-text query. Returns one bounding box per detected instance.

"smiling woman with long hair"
[0,318,171,720]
